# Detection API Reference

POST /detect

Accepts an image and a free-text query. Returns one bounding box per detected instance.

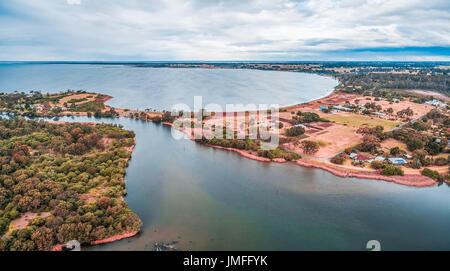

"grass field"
[324,114,402,131]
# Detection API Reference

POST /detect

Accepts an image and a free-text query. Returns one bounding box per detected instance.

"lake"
[51,115,450,251]
[0,63,337,111]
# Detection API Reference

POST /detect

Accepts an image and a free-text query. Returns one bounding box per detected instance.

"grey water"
[0,63,337,111]
[51,115,450,251]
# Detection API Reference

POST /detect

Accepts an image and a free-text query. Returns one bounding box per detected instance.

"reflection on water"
[51,116,450,251]
[0,64,337,111]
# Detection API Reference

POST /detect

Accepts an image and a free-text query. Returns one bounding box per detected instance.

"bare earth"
[407,89,450,101]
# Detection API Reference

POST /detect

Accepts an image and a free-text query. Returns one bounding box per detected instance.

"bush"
[302,112,320,123]
[407,138,424,151]
[257,148,301,161]
[434,157,447,166]
[161,112,175,123]
[300,140,319,154]
[381,165,404,176]
[421,168,441,180]
[330,155,345,164]
[285,126,305,137]
[370,160,385,169]
[408,159,422,169]
[390,147,400,156]
[151,116,162,123]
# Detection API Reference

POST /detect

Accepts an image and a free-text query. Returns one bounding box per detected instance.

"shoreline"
[199,142,435,187]
[50,231,139,251]
[159,98,438,188]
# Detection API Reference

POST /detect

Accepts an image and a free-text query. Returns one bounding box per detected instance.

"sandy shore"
[296,159,435,187]
[91,231,139,245]
[50,231,139,251]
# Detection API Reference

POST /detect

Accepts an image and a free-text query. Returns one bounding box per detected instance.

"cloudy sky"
[0,0,449,61]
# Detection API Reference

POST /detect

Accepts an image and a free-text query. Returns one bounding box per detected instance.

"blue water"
[0,63,337,111]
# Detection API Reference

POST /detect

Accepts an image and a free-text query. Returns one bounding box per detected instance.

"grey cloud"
[0,0,448,60]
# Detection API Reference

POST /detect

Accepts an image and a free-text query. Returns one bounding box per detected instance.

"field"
[346,96,434,120]
[323,113,402,131]
[57,93,97,107]
[284,122,362,158]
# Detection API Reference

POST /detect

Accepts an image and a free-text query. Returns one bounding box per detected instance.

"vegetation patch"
[0,117,141,251]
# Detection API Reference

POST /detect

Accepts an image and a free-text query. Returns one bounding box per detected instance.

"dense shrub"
[434,157,448,166]
[285,126,305,137]
[370,160,385,169]
[381,165,404,176]
[161,112,175,123]
[330,155,345,164]
[300,140,319,154]
[258,148,301,161]
[421,168,441,180]
[407,138,424,151]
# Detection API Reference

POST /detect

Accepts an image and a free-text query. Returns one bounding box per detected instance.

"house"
[333,105,352,111]
[435,138,441,143]
[403,154,413,160]
[424,99,442,107]
[392,98,400,102]
[319,106,329,110]
[374,156,386,161]
[388,157,407,165]
[373,112,387,116]
[293,124,307,129]
[350,153,373,162]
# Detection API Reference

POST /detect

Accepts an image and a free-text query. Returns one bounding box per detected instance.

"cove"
[47,115,450,251]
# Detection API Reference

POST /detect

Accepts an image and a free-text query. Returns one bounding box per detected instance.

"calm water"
[50,116,450,251]
[0,63,337,111]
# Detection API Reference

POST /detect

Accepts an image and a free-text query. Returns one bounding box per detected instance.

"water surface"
[0,63,337,111]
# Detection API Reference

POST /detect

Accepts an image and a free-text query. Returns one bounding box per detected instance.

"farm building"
[403,154,413,160]
[373,112,387,116]
[350,153,373,162]
[333,105,352,111]
[388,157,407,165]
[424,99,442,107]
[293,124,307,129]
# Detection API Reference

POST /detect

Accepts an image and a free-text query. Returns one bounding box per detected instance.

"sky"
[0,0,449,61]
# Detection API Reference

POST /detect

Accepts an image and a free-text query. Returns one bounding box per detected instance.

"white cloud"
[0,0,448,60]
[67,0,81,5]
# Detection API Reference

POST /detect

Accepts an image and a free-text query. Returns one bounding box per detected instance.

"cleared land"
[323,113,401,131]
[284,122,362,158]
